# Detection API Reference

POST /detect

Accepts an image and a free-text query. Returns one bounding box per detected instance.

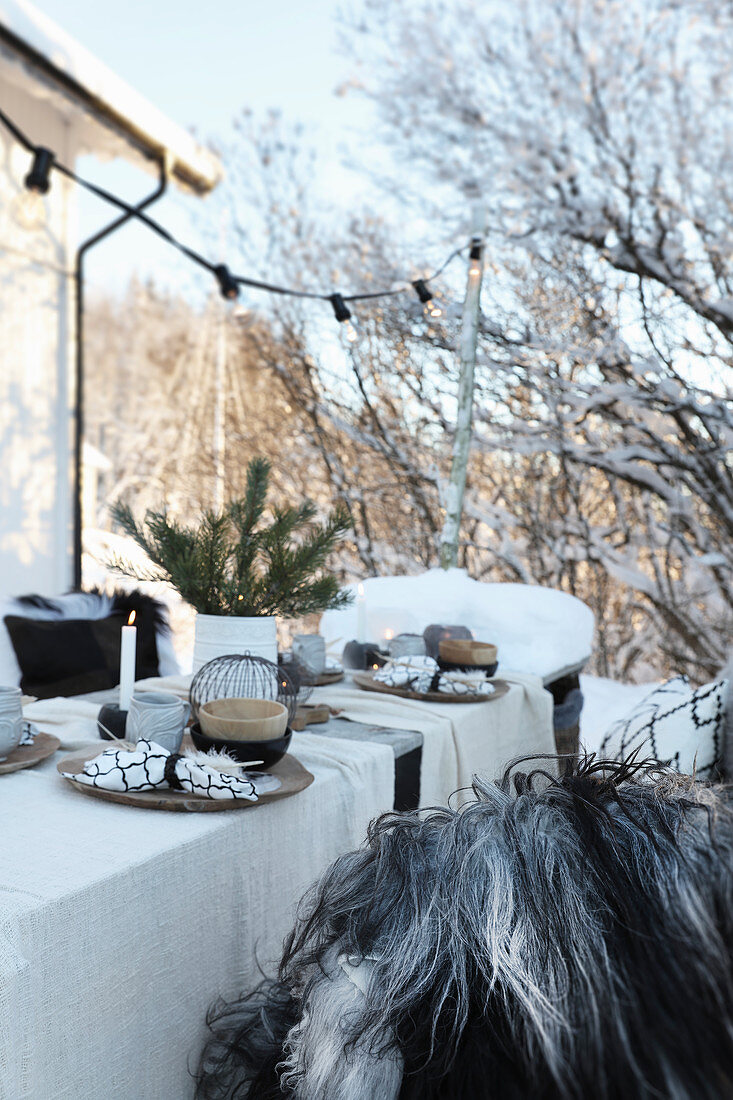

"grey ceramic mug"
[0,686,23,761]
[292,634,327,676]
[125,691,190,753]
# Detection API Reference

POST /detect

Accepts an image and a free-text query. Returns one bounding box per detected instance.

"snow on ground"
[321,569,595,682]
[579,674,659,755]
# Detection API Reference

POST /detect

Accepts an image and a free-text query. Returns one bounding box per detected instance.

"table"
[0,726,393,1100]
[312,671,555,808]
[2,670,554,1097]
[54,670,555,811]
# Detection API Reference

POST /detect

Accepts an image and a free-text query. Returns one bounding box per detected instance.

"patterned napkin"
[62,739,279,800]
[374,656,494,697]
[375,654,437,692]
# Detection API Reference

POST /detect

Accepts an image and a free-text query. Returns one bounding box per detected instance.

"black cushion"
[4,611,160,699]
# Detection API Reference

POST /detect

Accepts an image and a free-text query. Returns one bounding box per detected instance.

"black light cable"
[1,105,468,321]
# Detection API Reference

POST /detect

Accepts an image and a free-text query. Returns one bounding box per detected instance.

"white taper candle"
[119,610,137,711]
[356,582,367,643]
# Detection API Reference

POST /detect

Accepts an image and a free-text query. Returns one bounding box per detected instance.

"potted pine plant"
[109,458,352,671]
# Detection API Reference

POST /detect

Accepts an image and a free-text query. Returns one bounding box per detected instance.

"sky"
[34,0,373,299]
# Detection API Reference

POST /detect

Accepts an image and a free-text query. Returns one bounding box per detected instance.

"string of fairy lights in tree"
[0,107,482,335]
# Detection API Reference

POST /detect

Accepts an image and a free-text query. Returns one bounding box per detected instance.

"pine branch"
[109,459,353,618]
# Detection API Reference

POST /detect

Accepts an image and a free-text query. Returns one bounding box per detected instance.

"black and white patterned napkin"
[62,739,280,800]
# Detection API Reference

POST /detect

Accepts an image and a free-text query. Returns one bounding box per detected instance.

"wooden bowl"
[199,698,289,741]
[438,639,498,667]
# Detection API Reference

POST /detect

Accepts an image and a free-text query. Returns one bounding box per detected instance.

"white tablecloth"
[0,715,393,1099]
[314,672,554,807]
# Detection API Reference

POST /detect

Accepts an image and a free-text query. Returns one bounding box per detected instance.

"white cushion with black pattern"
[599,676,729,778]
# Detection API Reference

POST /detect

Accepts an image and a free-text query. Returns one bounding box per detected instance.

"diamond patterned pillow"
[599,676,729,778]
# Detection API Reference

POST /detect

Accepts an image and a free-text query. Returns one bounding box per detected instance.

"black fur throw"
[16,588,170,636]
[196,756,733,1099]
[7,588,168,697]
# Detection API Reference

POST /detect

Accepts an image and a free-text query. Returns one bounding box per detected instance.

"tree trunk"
[440,205,486,569]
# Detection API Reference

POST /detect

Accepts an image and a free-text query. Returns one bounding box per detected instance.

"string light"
[330,294,359,344]
[12,145,55,230]
[329,293,352,323]
[0,106,475,331]
[214,264,239,300]
[412,277,443,319]
[412,278,433,304]
[24,147,54,194]
[468,238,483,277]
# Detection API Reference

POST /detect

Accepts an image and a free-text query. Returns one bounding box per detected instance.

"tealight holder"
[342,641,388,671]
[389,633,427,659]
[98,703,129,741]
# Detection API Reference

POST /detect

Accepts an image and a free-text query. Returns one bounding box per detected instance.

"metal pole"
[440,204,486,570]
[213,297,226,512]
[72,158,168,588]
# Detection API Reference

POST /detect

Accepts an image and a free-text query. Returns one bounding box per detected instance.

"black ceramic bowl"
[189,722,292,768]
[437,658,499,678]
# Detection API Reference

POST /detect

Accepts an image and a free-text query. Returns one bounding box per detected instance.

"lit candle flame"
[127,611,136,626]
[384,628,395,642]
[357,582,365,597]
[372,663,379,670]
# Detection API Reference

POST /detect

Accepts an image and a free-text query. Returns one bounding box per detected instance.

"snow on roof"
[0,0,221,194]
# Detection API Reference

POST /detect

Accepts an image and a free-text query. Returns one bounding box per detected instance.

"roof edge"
[0,10,221,194]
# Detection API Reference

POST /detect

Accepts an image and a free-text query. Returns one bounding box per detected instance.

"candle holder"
[423,624,473,659]
[98,703,128,741]
[389,633,427,659]
[342,640,388,671]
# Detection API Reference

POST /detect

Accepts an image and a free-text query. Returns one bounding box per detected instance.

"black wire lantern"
[190,654,298,725]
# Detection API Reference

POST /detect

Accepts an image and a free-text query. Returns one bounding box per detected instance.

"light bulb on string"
[330,292,358,344]
[11,189,47,231]
[337,318,359,348]
[468,238,483,278]
[214,264,239,300]
[412,278,444,320]
[12,145,54,231]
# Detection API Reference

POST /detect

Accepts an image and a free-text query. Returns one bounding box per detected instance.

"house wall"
[0,72,76,598]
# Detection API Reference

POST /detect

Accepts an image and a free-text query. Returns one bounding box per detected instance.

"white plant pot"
[192,614,278,673]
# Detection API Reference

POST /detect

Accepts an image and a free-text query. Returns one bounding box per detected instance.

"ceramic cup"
[0,686,24,762]
[125,691,190,753]
[389,633,427,659]
[292,634,326,676]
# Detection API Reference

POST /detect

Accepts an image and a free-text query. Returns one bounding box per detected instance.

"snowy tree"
[339,0,733,679]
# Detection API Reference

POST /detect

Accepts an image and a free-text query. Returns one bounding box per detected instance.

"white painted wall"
[0,73,76,597]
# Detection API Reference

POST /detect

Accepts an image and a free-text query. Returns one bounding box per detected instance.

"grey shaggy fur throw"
[196,756,733,1099]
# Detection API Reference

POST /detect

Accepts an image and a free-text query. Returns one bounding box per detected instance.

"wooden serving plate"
[57,747,314,812]
[292,703,331,731]
[353,671,510,704]
[0,731,60,774]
